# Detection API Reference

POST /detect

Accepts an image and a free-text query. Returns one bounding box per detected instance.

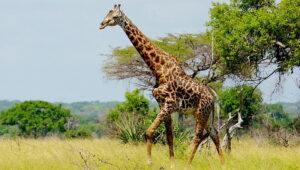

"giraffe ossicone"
[99,4,225,167]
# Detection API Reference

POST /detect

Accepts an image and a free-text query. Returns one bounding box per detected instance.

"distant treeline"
[0,100,120,119]
[278,101,300,118]
[1,100,299,118]
[0,98,299,140]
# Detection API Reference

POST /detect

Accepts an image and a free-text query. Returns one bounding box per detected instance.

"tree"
[207,0,300,87]
[219,85,263,127]
[0,101,71,137]
[106,89,154,143]
[264,104,293,128]
[107,89,150,121]
[103,33,219,90]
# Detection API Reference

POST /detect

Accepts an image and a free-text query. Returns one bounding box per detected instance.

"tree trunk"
[221,111,243,152]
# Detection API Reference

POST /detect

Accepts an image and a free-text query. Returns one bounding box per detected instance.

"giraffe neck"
[117,13,181,80]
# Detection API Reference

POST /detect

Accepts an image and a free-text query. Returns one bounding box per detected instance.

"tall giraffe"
[99,4,224,167]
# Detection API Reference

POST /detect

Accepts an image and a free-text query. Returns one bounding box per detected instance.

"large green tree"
[208,0,300,84]
[0,101,71,137]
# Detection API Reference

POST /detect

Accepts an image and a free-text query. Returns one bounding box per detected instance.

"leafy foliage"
[107,89,150,121]
[208,0,300,80]
[0,125,21,138]
[64,129,92,139]
[64,115,102,138]
[113,112,146,143]
[219,85,263,127]
[263,104,293,128]
[106,89,155,143]
[0,101,71,137]
[106,89,192,144]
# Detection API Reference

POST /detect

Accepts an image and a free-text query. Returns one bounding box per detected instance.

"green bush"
[64,129,92,139]
[0,101,71,138]
[219,85,263,128]
[106,89,193,145]
[114,112,145,143]
[0,125,21,138]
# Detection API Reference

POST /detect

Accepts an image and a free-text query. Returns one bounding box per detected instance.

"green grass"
[0,138,299,170]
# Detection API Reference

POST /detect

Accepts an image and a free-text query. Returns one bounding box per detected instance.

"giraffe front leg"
[146,112,167,166]
[165,115,175,168]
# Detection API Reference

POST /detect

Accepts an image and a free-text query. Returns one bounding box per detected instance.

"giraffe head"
[99,4,123,30]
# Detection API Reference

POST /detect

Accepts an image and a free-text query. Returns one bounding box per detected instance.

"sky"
[0,0,299,103]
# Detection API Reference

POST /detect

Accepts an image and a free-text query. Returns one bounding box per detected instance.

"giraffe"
[99,4,224,167]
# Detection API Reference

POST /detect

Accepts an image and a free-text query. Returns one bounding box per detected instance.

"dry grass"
[0,137,299,170]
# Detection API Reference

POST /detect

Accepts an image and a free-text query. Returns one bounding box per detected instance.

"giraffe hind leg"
[164,115,175,168]
[187,107,209,165]
[208,127,225,164]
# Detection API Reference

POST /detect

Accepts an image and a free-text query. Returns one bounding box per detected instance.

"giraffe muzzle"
[99,22,106,29]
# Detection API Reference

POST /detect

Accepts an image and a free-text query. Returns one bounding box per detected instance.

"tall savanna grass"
[0,137,299,170]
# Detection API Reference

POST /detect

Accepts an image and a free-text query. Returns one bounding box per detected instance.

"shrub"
[0,125,21,138]
[114,112,145,143]
[64,129,92,139]
[0,101,71,138]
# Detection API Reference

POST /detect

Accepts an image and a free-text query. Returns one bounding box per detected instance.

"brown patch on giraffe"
[145,60,151,66]
[155,56,160,63]
[137,37,142,42]
[125,30,131,35]
[145,46,153,51]
[149,63,156,70]
[132,40,139,47]
[137,46,144,53]
[150,52,156,58]
[160,58,165,65]
[128,35,135,41]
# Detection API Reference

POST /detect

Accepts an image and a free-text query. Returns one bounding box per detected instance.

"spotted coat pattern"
[99,5,224,166]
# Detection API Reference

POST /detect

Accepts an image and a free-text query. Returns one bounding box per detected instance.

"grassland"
[0,138,299,170]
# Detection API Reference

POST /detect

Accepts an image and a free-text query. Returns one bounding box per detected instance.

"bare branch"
[276,41,286,48]
[221,111,243,152]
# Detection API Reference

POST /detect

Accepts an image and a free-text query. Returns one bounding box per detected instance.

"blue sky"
[0,0,299,103]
